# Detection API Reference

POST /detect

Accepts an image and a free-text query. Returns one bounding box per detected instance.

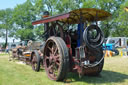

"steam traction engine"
[32,8,111,81]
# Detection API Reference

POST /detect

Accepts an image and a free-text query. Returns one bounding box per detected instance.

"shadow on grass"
[65,70,128,84]
[39,68,45,72]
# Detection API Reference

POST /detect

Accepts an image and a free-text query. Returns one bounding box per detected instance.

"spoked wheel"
[31,50,41,72]
[44,37,69,81]
[49,23,63,38]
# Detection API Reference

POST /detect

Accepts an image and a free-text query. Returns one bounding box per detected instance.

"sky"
[0,0,27,10]
[0,0,26,43]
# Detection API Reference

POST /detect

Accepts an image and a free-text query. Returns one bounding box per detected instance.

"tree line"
[0,0,128,47]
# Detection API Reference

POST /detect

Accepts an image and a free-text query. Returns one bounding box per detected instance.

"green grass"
[0,53,9,56]
[0,55,128,85]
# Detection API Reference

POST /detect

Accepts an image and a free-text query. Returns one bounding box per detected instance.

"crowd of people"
[0,45,10,54]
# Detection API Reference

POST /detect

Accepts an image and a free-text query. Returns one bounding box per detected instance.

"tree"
[112,0,128,37]
[0,8,13,47]
[12,0,36,41]
[95,0,125,37]
[0,0,126,43]
[32,0,124,38]
[30,0,80,40]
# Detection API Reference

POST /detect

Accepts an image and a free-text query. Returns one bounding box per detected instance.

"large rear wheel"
[43,37,69,81]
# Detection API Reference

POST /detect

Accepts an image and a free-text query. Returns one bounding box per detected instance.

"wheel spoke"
[53,69,58,77]
[53,64,59,77]
[54,55,60,61]
[34,57,37,62]
[55,61,60,66]
[48,64,54,73]
[53,73,56,77]
[46,56,50,60]
[51,47,54,54]
[32,56,37,63]
[48,46,52,52]
[53,47,58,56]
[48,45,55,54]
[45,56,53,65]
[32,55,37,70]
[44,37,69,81]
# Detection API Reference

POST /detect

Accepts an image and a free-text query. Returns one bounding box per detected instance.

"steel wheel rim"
[44,40,60,80]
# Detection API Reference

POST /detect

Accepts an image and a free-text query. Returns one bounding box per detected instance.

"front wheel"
[31,50,41,72]
[43,37,69,81]
[114,49,119,55]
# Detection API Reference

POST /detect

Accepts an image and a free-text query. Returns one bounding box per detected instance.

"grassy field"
[0,54,128,85]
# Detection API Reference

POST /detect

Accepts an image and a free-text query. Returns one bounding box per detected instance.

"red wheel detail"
[45,41,60,80]
[44,37,69,81]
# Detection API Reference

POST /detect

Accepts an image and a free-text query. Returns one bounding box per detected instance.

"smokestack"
[42,11,49,18]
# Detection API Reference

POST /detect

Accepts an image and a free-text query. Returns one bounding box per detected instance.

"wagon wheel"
[31,50,41,72]
[44,37,69,81]
[49,23,64,38]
